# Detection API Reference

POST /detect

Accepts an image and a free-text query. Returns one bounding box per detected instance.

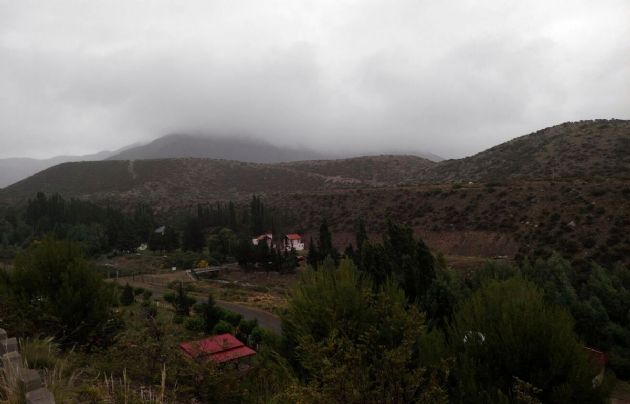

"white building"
[284,234,305,251]
[252,233,273,248]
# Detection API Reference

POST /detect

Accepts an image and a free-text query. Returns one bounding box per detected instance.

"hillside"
[267,179,630,267]
[428,119,630,182]
[282,155,436,185]
[107,134,326,163]
[0,150,117,189]
[0,154,442,206]
[2,120,628,206]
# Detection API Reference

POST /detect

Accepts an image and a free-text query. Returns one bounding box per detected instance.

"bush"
[1,238,115,345]
[120,283,135,306]
[184,316,204,332]
[447,278,608,403]
[212,320,233,335]
[223,311,243,327]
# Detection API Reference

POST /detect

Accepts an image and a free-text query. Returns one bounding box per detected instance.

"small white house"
[252,233,273,248]
[284,234,305,251]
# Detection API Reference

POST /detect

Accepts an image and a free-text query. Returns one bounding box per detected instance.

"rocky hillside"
[428,119,630,182]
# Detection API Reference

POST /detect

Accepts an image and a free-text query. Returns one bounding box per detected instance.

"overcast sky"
[0,0,628,159]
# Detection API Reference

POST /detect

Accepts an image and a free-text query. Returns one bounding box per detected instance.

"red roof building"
[180,334,256,364]
[283,233,305,251]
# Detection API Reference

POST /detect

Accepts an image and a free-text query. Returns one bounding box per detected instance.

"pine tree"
[356,219,368,252]
[120,283,135,306]
[307,237,319,270]
[182,217,204,252]
[202,294,222,333]
[318,218,333,260]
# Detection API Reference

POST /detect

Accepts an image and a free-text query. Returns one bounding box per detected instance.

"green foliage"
[282,259,449,402]
[212,320,233,335]
[223,310,243,327]
[447,278,607,403]
[1,238,115,345]
[306,237,318,269]
[184,316,204,332]
[207,227,237,262]
[182,217,204,252]
[120,283,135,306]
[318,218,334,261]
[355,221,438,320]
[198,294,222,333]
[251,195,266,235]
[163,283,196,316]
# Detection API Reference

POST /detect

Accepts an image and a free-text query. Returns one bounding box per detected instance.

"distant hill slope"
[1,120,628,206]
[0,155,439,206]
[0,150,116,189]
[282,155,436,184]
[107,134,326,163]
[108,133,442,163]
[428,119,630,182]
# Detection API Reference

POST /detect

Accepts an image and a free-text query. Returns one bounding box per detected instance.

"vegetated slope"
[429,119,630,182]
[268,179,630,267]
[0,154,439,206]
[281,155,436,185]
[107,134,326,163]
[0,150,117,189]
[0,158,375,207]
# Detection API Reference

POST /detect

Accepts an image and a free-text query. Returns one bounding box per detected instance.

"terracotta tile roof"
[286,233,302,240]
[180,333,256,364]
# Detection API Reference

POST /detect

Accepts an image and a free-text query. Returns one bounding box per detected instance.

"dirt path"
[114,277,282,334]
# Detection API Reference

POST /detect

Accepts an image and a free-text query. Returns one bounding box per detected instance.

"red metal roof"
[286,233,302,240]
[180,333,256,364]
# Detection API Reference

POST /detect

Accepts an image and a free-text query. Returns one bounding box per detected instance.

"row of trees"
[0,231,621,402]
[281,258,609,403]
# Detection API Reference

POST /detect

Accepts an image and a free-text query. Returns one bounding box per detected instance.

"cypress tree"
[318,218,333,260]
[307,237,319,270]
[120,283,135,306]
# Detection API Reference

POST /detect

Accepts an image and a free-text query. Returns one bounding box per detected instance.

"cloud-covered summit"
[1,0,628,159]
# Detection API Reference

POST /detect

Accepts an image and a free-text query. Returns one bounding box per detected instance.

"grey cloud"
[0,0,628,159]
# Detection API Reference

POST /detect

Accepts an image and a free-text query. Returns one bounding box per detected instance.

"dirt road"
[114,277,282,334]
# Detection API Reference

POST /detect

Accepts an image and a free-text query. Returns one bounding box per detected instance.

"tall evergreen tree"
[182,217,204,252]
[307,237,319,270]
[120,283,135,306]
[250,195,265,235]
[318,218,333,260]
[356,219,368,252]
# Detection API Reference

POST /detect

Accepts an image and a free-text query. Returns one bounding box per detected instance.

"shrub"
[223,311,243,327]
[120,283,134,306]
[184,316,204,332]
[447,278,608,403]
[212,320,233,335]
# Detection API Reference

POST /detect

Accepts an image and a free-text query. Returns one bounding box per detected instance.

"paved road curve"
[114,277,282,334]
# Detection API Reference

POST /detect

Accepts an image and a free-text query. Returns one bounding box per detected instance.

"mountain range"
[0,119,627,207]
[0,133,443,188]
